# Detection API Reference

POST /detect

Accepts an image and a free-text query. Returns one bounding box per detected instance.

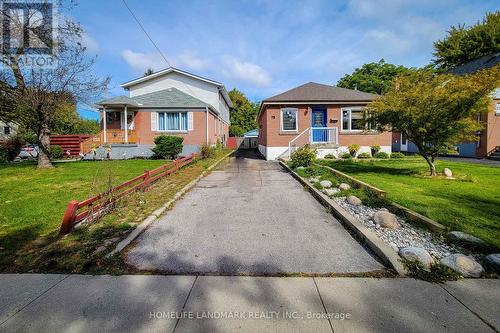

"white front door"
[401,132,408,151]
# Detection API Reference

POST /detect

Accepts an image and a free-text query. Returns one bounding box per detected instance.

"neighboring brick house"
[257,82,391,160]
[392,53,500,158]
[95,68,231,158]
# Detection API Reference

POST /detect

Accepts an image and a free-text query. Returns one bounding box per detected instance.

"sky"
[72,0,499,120]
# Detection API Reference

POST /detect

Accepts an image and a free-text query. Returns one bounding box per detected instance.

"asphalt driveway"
[126,149,385,274]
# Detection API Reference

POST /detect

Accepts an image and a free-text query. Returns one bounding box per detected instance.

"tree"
[228,88,259,136]
[144,68,154,76]
[0,1,109,168]
[433,11,500,70]
[369,66,499,176]
[337,59,412,95]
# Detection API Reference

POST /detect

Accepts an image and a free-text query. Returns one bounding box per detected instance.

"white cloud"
[81,32,100,53]
[121,49,210,72]
[363,29,413,53]
[222,56,272,87]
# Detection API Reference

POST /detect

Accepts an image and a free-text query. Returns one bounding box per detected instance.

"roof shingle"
[263,82,378,103]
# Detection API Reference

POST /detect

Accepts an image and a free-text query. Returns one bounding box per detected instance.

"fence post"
[142,170,150,190]
[60,200,79,235]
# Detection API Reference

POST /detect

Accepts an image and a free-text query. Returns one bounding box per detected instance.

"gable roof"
[96,87,214,111]
[449,52,500,75]
[263,82,378,103]
[120,67,232,108]
[121,67,223,88]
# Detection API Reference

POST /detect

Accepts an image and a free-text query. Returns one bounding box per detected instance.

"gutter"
[205,106,209,144]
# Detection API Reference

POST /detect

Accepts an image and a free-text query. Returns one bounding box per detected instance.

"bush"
[348,144,360,157]
[374,151,390,159]
[0,136,24,162]
[391,152,405,159]
[152,135,184,159]
[357,152,371,159]
[324,153,335,159]
[370,145,381,156]
[340,152,352,159]
[200,144,215,159]
[49,145,64,159]
[289,144,317,168]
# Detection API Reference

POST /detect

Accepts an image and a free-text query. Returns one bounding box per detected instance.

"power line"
[121,0,173,68]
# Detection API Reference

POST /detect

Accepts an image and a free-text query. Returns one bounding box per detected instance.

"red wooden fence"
[60,153,196,234]
[50,135,93,156]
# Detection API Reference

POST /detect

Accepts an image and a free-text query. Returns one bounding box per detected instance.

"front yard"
[0,150,231,272]
[317,157,500,248]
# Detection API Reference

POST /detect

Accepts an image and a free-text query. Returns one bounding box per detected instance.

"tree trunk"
[421,154,436,176]
[37,112,53,169]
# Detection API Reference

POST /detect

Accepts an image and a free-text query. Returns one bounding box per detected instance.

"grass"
[317,156,500,248]
[0,150,232,272]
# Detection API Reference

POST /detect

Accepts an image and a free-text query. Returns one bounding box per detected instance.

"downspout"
[205,106,209,144]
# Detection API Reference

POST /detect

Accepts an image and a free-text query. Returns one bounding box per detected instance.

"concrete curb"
[315,162,445,232]
[280,161,407,276]
[108,150,234,257]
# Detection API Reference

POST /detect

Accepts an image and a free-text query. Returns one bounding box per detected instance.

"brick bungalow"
[94,68,231,158]
[257,82,391,160]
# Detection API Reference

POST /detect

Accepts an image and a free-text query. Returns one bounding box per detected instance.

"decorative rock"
[297,166,305,170]
[443,168,453,177]
[339,183,351,191]
[309,178,319,183]
[373,210,400,229]
[484,254,500,273]
[320,180,333,188]
[323,188,340,196]
[379,208,389,212]
[447,231,486,248]
[399,247,434,268]
[347,195,362,206]
[440,254,484,277]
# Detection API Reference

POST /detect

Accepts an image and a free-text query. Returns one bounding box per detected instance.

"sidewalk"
[0,274,498,332]
[0,274,500,332]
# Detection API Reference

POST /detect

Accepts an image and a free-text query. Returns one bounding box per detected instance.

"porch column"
[103,107,107,143]
[124,105,128,144]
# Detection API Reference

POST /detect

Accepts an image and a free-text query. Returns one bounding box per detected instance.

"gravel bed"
[332,196,461,259]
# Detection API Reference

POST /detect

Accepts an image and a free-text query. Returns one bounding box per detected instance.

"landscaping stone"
[333,197,459,259]
[440,254,484,278]
[484,254,500,273]
[297,166,305,170]
[309,177,319,183]
[447,231,486,248]
[443,168,453,177]
[323,188,340,196]
[339,183,351,191]
[320,180,333,188]
[347,195,362,206]
[399,247,434,268]
[373,210,400,229]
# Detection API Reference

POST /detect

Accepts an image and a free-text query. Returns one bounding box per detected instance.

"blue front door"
[312,108,327,142]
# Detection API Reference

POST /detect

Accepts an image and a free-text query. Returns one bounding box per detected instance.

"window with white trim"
[157,112,188,131]
[495,103,500,115]
[341,107,373,131]
[281,108,298,131]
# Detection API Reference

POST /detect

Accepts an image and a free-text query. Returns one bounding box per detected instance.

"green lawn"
[318,157,500,248]
[0,159,167,268]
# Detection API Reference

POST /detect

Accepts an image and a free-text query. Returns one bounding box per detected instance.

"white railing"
[285,127,339,159]
[287,128,311,159]
[310,127,338,144]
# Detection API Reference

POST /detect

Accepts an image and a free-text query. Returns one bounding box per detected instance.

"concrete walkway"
[0,274,498,332]
[125,149,384,274]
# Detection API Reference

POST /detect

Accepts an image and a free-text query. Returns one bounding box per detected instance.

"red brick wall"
[477,99,500,157]
[258,104,392,147]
